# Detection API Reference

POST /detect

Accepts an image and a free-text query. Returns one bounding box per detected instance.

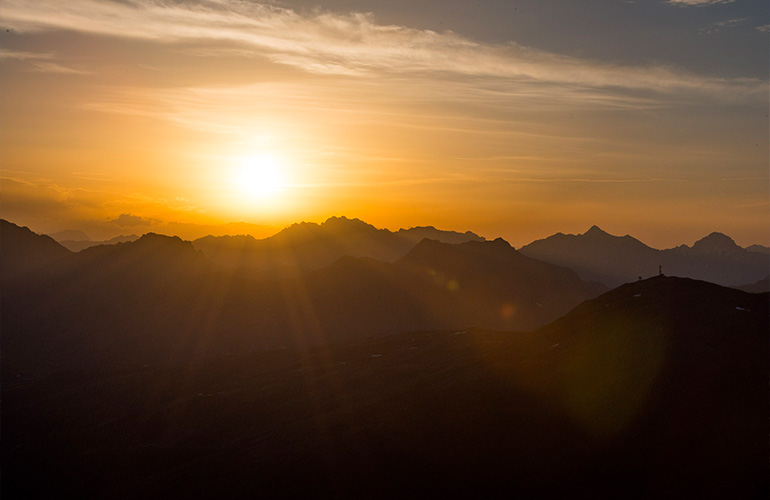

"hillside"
[3,276,766,498]
[0,219,72,282]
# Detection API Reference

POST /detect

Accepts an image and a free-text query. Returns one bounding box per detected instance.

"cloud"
[0,48,90,74]
[29,61,91,74]
[666,0,736,6]
[757,25,770,32]
[0,0,763,98]
[107,213,159,227]
[699,17,749,35]
[0,49,52,60]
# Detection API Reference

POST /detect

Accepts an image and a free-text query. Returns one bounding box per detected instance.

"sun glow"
[235,153,286,197]
[231,152,291,206]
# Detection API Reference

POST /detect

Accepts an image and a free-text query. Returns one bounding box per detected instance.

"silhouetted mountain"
[292,238,603,342]
[3,276,765,498]
[396,225,484,245]
[746,244,770,255]
[192,216,484,277]
[48,228,90,241]
[733,276,770,293]
[690,231,741,254]
[58,234,140,252]
[392,238,605,330]
[519,226,769,287]
[1,224,599,376]
[518,225,658,286]
[1,219,72,282]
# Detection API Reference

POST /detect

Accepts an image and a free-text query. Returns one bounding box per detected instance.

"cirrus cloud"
[0,0,763,97]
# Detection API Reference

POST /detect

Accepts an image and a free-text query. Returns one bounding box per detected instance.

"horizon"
[7,214,767,252]
[1,1,768,249]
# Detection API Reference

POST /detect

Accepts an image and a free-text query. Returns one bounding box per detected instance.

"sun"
[232,152,288,202]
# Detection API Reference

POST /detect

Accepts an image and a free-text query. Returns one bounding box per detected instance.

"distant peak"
[492,237,512,248]
[321,216,378,233]
[133,233,190,249]
[584,225,609,237]
[692,232,739,251]
[138,232,181,242]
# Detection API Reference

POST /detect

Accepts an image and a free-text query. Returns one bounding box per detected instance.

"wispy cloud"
[699,17,749,35]
[0,49,52,60]
[0,0,764,97]
[0,48,90,74]
[666,0,736,6]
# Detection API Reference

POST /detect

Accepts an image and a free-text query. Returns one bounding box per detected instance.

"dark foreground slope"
[3,277,766,498]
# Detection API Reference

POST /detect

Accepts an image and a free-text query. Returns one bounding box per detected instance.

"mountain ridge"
[519,225,769,287]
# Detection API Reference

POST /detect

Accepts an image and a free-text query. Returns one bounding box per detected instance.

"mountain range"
[1,219,599,376]
[519,225,769,288]
[2,216,767,496]
[46,218,769,290]
[190,216,485,278]
[56,233,140,252]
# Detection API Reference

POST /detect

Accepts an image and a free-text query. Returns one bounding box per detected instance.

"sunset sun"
[232,152,289,205]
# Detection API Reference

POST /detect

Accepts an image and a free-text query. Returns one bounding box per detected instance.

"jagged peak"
[136,232,185,244]
[491,237,512,248]
[321,215,376,230]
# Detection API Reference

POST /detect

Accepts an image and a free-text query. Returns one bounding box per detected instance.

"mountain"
[192,216,484,277]
[57,234,139,252]
[0,219,72,282]
[3,276,765,497]
[299,238,604,340]
[519,226,769,287]
[733,276,770,293]
[1,222,599,376]
[396,225,485,245]
[746,244,770,255]
[48,228,90,241]
[518,225,659,287]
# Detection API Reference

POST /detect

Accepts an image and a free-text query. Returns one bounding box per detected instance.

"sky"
[1,0,767,248]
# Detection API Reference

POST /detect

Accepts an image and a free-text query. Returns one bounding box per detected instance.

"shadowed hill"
[519,226,769,287]
[0,219,72,282]
[392,237,605,330]
[528,276,768,497]
[3,276,766,498]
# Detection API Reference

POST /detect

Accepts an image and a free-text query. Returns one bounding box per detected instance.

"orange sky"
[1,1,768,248]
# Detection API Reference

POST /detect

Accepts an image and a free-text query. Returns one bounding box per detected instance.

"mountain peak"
[136,232,185,245]
[692,232,739,252]
[491,237,512,248]
[321,216,376,232]
[584,225,609,237]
